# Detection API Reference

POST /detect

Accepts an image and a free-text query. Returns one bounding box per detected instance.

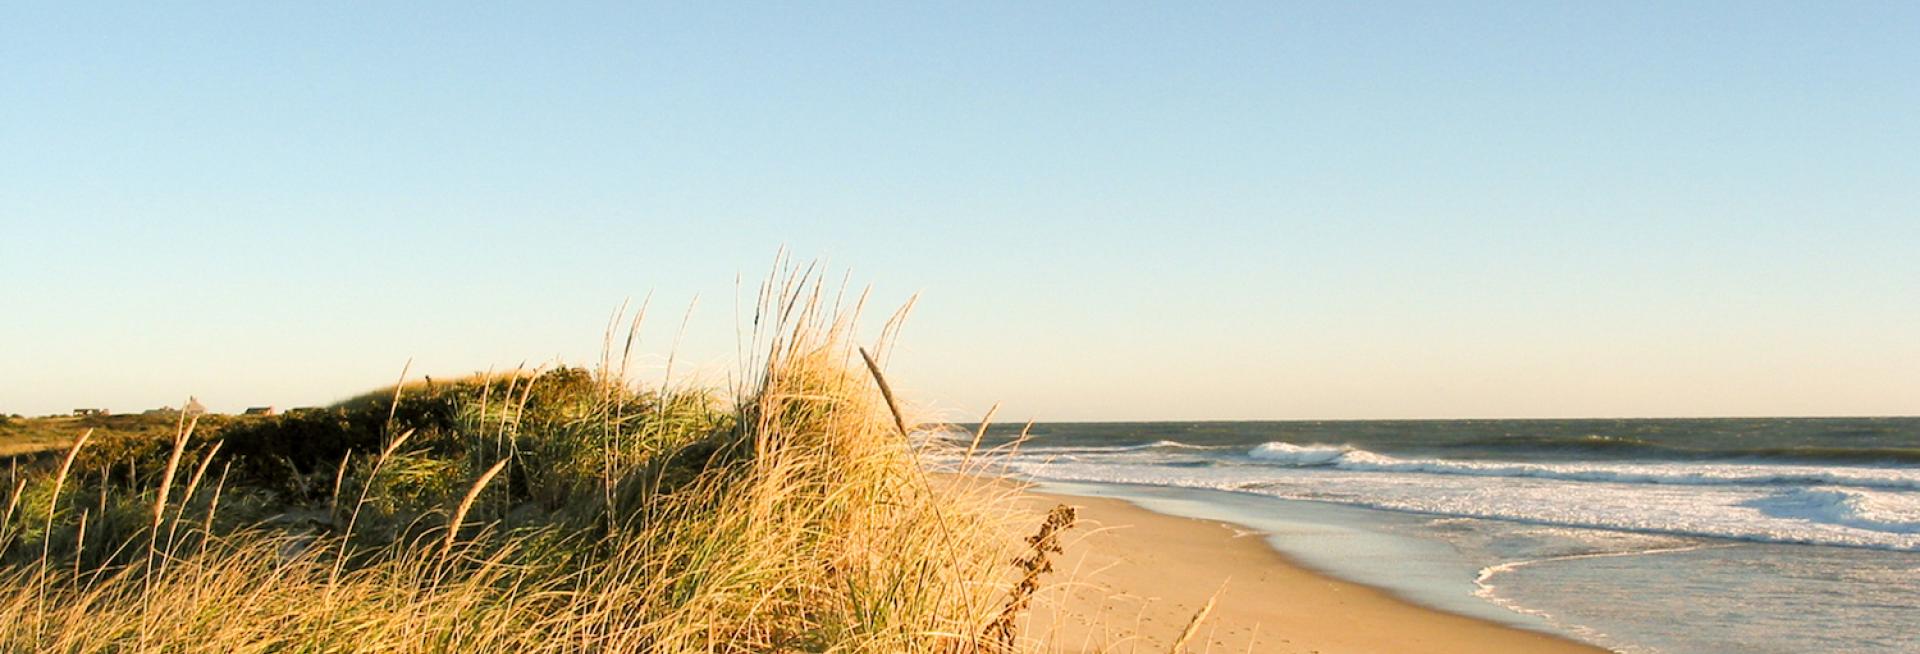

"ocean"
[942,418,1920,653]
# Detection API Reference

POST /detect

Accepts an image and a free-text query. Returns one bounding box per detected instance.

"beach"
[1011,487,1608,653]
[957,419,1920,653]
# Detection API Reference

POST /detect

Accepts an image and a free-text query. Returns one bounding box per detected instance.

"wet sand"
[1012,488,1611,653]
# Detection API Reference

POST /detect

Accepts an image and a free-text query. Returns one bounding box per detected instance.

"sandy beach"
[1013,488,1609,654]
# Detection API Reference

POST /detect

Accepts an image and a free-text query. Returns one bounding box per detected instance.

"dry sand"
[1012,488,1610,654]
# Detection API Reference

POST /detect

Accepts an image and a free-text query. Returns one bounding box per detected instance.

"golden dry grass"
[0,266,1042,653]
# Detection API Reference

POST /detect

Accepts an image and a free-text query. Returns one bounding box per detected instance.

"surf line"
[1471,541,1741,642]
[1474,541,1739,601]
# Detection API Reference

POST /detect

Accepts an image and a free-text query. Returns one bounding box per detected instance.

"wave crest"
[1744,489,1920,534]
[1022,439,1211,455]
[1247,442,1352,465]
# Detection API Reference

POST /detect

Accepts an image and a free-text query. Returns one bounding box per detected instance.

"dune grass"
[0,269,1038,653]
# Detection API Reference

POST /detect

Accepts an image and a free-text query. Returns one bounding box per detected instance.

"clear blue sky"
[4,2,1916,420]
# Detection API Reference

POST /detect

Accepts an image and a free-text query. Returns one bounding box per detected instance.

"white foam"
[1744,488,1920,534]
[1244,442,1920,491]
[993,456,1920,551]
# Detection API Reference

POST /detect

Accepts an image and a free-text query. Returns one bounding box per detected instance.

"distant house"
[242,406,277,416]
[73,408,109,417]
[144,398,208,418]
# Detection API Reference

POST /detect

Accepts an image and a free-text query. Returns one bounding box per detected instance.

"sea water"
[937,418,1920,653]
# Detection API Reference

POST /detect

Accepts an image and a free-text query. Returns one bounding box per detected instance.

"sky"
[3,2,1916,421]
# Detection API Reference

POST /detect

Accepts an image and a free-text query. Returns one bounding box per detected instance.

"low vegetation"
[0,412,237,459]
[0,271,1040,653]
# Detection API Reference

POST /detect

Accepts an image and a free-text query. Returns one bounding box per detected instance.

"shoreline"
[1010,482,1611,653]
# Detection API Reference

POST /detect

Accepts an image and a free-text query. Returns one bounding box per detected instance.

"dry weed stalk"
[444,457,510,555]
[1167,585,1222,653]
[981,503,1078,652]
[857,345,986,626]
[36,428,92,641]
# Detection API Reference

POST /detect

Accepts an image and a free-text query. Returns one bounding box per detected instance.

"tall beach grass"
[0,267,1042,653]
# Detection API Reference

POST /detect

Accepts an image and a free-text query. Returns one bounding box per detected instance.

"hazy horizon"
[6,3,1916,421]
